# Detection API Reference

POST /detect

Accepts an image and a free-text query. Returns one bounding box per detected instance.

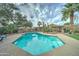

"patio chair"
[0,35,6,41]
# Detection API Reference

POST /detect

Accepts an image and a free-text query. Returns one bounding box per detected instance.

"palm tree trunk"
[39,25,40,31]
[70,11,74,33]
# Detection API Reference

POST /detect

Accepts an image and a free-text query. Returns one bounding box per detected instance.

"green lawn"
[68,34,79,40]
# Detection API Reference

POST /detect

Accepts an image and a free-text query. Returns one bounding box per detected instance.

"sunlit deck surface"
[0,32,79,56]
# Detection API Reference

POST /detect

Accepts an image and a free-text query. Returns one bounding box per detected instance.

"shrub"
[0,27,6,34]
[64,28,70,33]
[5,24,18,34]
[0,24,18,34]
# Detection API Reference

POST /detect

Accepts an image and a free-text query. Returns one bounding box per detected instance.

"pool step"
[52,41,64,48]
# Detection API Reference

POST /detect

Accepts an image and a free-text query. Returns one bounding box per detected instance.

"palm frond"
[62,8,70,21]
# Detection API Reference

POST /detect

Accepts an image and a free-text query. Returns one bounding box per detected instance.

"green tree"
[26,21,33,28]
[62,3,79,33]
[15,12,33,28]
[42,21,46,32]
[0,3,19,26]
[15,12,26,26]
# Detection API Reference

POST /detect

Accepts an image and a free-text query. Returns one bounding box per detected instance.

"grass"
[67,34,79,40]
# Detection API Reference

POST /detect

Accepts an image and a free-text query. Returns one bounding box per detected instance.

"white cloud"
[18,3,79,27]
[50,11,52,15]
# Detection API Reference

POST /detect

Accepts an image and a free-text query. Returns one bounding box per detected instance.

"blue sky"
[17,3,79,27]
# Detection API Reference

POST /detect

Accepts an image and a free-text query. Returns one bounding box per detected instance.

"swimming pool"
[13,32,64,55]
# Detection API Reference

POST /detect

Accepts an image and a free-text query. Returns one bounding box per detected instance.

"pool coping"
[0,32,79,56]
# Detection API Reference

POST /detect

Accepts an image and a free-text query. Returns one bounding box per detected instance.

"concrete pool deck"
[0,33,79,56]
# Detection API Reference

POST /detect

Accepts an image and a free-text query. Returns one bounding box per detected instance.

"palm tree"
[37,21,42,31]
[38,21,42,27]
[62,3,79,33]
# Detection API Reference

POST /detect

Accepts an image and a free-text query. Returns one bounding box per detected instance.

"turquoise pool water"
[13,32,64,55]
